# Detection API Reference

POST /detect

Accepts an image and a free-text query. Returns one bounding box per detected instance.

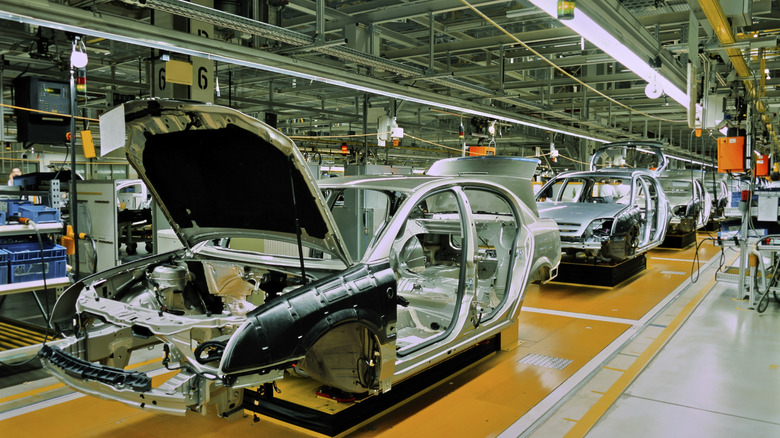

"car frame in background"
[535,142,670,263]
[40,99,560,417]
[658,170,713,234]
[703,175,729,220]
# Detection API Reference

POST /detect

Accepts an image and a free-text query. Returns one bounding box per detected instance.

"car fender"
[219,262,396,376]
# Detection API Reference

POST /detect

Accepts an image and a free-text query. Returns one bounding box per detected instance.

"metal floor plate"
[517,353,573,370]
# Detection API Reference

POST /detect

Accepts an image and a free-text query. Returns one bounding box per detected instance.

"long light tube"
[636,146,715,168]
[528,0,689,108]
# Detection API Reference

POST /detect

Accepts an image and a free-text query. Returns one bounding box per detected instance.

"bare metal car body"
[535,142,670,262]
[703,177,729,220]
[659,171,713,233]
[705,174,745,219]
[40,100,560,417]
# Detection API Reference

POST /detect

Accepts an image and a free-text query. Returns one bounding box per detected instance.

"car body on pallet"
[41,99,561,417]
[703,175,729,221]
[535,142,670,262]
[658,170,713,234]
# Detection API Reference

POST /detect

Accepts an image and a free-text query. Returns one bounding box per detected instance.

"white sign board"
[99,104,126,156]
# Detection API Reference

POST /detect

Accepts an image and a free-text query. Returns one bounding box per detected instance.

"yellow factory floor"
[2,235,768,438]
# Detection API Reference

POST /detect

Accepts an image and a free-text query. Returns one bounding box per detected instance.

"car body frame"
[535,142,670,262]
[41,99,560,417]
[658,171,713,234]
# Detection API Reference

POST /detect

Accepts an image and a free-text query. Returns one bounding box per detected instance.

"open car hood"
[104,99,351,265]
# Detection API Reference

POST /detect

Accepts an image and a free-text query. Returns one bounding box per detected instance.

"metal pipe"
[499,44,505,93]
[428,12,434,74]
[70,40,80,279]
[0,69,4,143]
[362,93,368,165]
[315,0,324,44]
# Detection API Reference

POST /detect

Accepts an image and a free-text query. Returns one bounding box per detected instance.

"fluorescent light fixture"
[665,153,716,168]
[635,146,714,168]
[528,0,689,108]
[506,8,541,19]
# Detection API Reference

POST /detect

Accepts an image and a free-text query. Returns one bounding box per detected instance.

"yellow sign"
[80,130,96,158]
[165,60,194,86]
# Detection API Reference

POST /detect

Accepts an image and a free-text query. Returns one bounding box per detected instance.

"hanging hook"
[70,37,88,68]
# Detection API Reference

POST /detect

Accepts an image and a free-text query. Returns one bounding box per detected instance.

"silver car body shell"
[536,168,670,260]
[658,171,713,232]
[41,113,560,417]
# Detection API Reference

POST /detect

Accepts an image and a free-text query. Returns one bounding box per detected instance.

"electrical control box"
[717,136,745,173]
[755,153,770,176]
[14,77,70,144]
[469,146,496,156]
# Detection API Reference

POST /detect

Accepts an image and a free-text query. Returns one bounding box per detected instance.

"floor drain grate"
[517,354,572,370]
[660,270,686,276]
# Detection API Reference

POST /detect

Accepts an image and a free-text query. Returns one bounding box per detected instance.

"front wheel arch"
[297,320,386,393]
[625,223,640,257]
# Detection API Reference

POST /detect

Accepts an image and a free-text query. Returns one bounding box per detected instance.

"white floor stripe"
[0,392,85,421]
[521,307,638,326]
[0,367,171,420]
[649,257,701,262]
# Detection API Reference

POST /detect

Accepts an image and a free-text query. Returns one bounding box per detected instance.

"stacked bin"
[2,199,31,216]
[0,248,8,285]
[0,241,67,283]
[18,205,61,223]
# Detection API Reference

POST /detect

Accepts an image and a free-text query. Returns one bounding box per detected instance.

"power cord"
[689,236,717,284]
[79,233,97,274]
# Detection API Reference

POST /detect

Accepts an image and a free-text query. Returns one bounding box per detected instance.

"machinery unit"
[14,77,71,144]
[755,153,770,177]
[717,136,745,173]
[469,146,496,156]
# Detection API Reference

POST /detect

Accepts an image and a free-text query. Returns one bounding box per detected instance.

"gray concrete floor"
[587,281,780,437]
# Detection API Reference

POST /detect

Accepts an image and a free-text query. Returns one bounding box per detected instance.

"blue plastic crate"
[0,241,66,262]
[730,192,740,207]
[0,249,8,285]
[2,199,31,216]
[9,258,66,283]
[18,205,60,224]
[0,241,66,283]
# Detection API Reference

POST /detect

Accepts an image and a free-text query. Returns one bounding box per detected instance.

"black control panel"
[14,77,71,144]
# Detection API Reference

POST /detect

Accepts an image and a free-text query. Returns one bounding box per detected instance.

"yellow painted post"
[500,318,520,351]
